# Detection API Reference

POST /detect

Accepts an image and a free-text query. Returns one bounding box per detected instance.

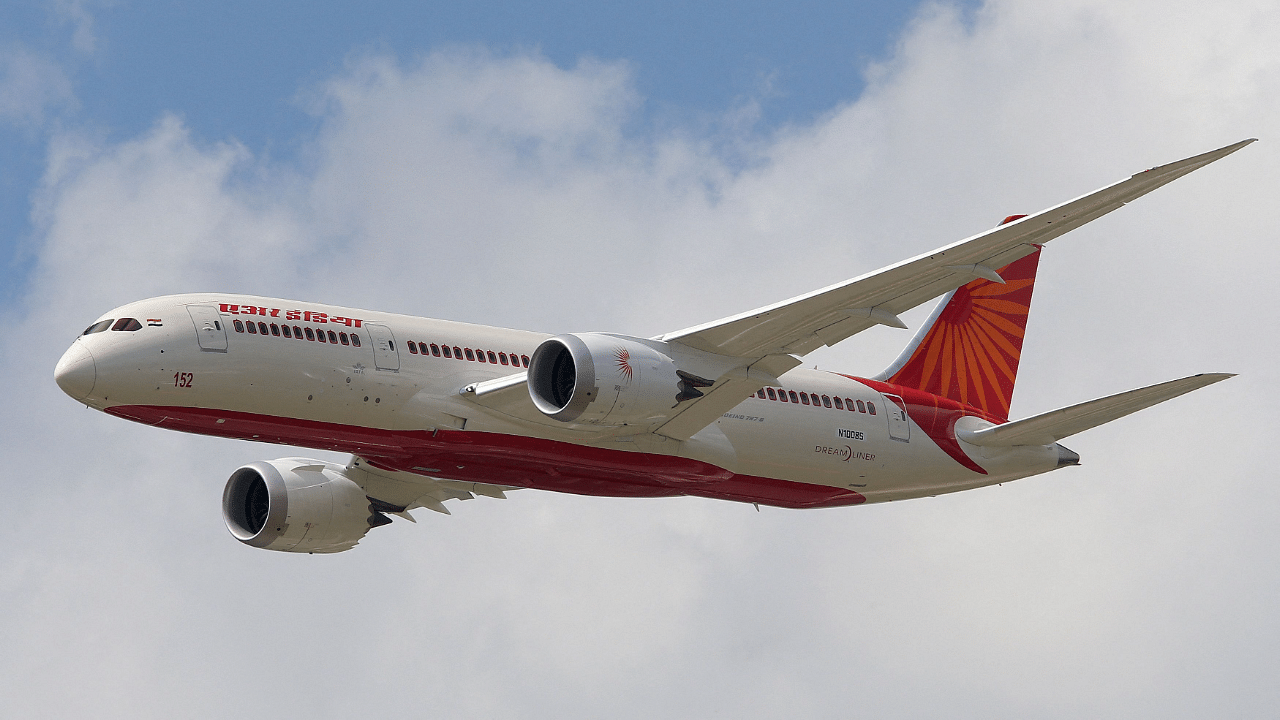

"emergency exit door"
[364,323,400,371]
[186,305,228,352]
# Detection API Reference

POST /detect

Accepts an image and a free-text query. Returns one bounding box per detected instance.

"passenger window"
[856,400,865,412]
[83,319,114,335]
[112,318,142,331]
[281,325,291,338]
[477,349,487,363]
[499,353,509,365]
[756,389,765,399]
[305,327,315,341]
[293,325,303,339]
[822,395,832,408]
[328,330,338,343]
[867,403,876,415]
[800,393,810,405]
[465,348,475,361]
[442,345,453,358]
[255,322,266,335]
[270,324,280,336]
[247,322,258,334]
[408,341,418,354]
[340,332,350,346]
[431,344,441,357]
[350,334,361,347]
[521,355,530,367]
[784,391,795,402]
[233,320,244,333]
[833,397,843,410]
[767,387,777,400]
[487,351,497,363]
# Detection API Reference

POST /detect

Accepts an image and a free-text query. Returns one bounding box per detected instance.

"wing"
[465,140,1253,442]
[346,456,516,519]
[661,139,1256,358]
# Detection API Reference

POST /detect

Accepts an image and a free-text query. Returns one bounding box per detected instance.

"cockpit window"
[111,318,143,332]
[83,320,113,335]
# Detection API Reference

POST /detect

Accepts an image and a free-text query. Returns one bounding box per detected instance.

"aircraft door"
[187,305,228,352]
[364,323,400,371]
[881,393,911,442]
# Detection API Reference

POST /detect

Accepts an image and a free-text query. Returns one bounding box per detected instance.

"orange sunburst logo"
[614,346,634,382]
[886,249,1041,420]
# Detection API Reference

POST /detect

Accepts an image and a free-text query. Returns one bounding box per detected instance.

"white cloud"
[0,46,75,128]
[52,0,106,55]
[4,1,1280,717]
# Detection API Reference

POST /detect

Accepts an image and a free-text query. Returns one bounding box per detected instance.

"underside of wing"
[346,455,516,519]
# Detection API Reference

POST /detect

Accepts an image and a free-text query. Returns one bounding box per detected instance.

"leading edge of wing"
[660,139,1256,358]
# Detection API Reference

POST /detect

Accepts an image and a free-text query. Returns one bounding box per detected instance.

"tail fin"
[874,246,1042,420]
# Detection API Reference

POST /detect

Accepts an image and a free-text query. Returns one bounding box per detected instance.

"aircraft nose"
[55,341,97,401]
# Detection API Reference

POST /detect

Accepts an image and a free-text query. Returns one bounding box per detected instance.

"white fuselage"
[56,294,1063,508]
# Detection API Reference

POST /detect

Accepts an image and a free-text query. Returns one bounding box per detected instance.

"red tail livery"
[881,248,1041,421]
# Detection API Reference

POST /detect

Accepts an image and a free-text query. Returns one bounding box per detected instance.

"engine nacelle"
[222,458,381,554]
[528,333,710,426]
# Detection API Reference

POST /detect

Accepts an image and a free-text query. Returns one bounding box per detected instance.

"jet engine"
[527,333,714,426]
[222,458,388,553]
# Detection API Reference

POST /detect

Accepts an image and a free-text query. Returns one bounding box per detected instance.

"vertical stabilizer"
[873,247,1041,420]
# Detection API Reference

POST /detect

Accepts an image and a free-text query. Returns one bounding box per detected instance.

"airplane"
[53,139,1253,554]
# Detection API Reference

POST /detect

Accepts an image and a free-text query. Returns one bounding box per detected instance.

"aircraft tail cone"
[1055,443,1081,467]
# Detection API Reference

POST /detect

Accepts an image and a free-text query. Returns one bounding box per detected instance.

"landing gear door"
[881,393,911,442]
[365,323,400,371]
[187,305,228,352]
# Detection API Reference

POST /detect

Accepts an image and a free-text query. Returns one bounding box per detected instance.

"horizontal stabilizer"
[958,373,1234,447]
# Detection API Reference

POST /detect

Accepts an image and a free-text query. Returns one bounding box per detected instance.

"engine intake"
[527,334,600,421]
[222,458,382,554]
[528,333,701,426]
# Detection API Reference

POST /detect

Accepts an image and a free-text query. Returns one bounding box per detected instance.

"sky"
[2,1,1279,718]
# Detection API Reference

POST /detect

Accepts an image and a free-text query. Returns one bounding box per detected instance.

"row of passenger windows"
[405,340,530,368]
[233,319,362,347]
[82,318,141,335]
[755,387,878,415]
